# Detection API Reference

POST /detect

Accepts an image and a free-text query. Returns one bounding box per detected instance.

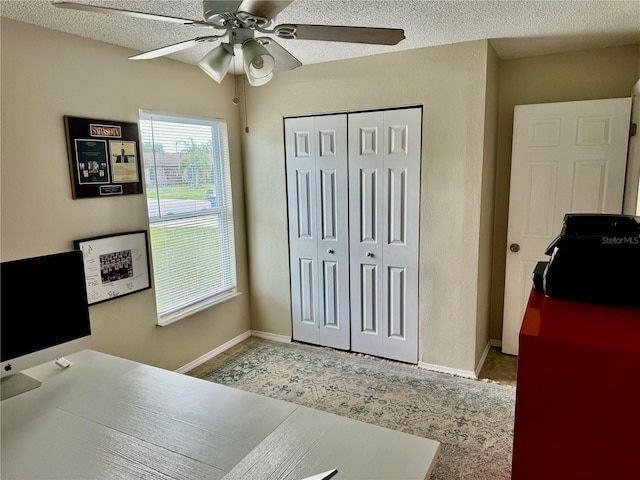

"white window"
[139,111,237,326]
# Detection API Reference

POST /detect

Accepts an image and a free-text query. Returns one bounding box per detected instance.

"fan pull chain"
[243,76,249,133]
[232,54,240,105]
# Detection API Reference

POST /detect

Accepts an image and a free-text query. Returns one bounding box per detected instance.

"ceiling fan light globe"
[198,44,234,84]
[248,54,275,79]
[242,39,275,81]
[246,70,274,87]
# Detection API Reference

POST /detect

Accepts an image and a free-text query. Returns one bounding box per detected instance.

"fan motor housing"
[203,1,239,26]
[229,28,255,45]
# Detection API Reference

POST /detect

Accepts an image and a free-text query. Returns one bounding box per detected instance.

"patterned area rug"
[197,338,515,479]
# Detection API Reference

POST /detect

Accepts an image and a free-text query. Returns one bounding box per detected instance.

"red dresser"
[512,289,640,480]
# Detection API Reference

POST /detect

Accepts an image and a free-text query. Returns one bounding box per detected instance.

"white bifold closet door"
[285,114,350,350]
[349,108,422,363]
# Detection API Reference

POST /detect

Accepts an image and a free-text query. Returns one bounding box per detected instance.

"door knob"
[509,243,520,253]
[366,251,374,257]
[327,249,334,254]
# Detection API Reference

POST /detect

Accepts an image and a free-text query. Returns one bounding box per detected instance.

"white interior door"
[349,108,422,363]
[285,114,350,350]
[502,98,631,355]
[625,84,640,215]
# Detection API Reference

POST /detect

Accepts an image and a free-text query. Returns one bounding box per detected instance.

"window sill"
[156,291,242,327]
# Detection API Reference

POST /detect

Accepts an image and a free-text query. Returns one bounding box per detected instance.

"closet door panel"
[360,263,379,334]
[349,111,384,357]
[350,108,422,363]
[298,257,316,324]
[382,108,421,363]
[286,117,320,345]
[387,266,407,339]
[315,114,350,350]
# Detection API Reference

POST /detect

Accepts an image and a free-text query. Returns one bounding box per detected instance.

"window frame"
[139,109,238,326]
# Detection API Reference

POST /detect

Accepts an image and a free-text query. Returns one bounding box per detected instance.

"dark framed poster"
[64,115,144,198]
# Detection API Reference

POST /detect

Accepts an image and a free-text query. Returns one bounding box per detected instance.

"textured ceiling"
[2,0,639,74]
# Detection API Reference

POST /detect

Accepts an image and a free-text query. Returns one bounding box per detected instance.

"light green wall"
[489,43,640,343]
[242,40,494,372]
[0,18,251,371]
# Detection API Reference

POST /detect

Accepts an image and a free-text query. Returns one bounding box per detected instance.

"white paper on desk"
[300,469,338,480]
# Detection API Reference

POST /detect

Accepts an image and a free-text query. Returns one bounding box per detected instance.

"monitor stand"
[1,373,42,401]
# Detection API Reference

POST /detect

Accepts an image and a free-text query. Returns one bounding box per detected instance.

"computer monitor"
[1,250,92,400]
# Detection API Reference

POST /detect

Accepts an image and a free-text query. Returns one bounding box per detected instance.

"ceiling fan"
[52,1,405,86]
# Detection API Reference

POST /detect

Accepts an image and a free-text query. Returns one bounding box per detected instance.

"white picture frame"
[73,230,151,305]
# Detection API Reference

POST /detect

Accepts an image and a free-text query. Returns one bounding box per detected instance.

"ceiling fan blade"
[281,24,405,45]
[261,38,302,71]
[238,0,293,20]
[129,36,221,60]
[52,2,210,26]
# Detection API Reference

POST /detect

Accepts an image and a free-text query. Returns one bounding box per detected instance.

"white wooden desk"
[1,350,440,479]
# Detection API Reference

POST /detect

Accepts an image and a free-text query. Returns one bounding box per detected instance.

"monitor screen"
[1,250,92,398]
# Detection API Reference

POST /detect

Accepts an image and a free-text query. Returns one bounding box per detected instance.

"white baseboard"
[175,330,251,374]
[250,330,291,343]
[418,361,478,379]
[175,330,291,374]
[474,340,492,378]
[418,337,500,379]
[178,329,496,379]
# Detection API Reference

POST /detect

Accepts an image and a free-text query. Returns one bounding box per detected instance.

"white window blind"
[139,111,237,326]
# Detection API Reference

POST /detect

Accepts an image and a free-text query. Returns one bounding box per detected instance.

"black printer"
[533,214,640,306]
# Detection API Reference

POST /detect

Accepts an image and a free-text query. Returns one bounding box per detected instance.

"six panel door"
[285,114,350,350]
[502,98,631,355]
[348,108,422,363]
